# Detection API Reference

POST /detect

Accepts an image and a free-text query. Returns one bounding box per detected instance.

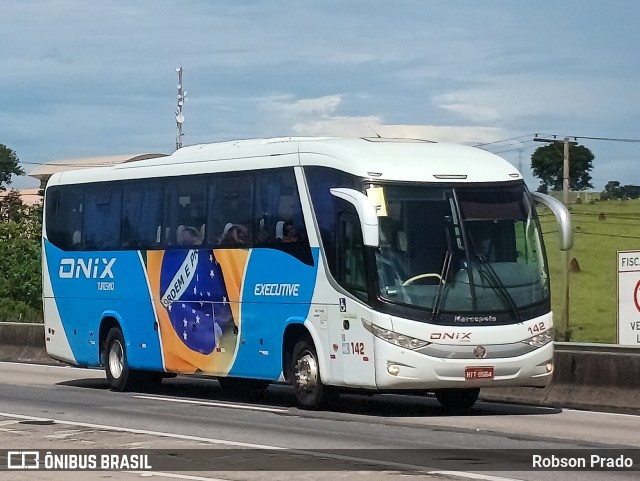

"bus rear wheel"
[104,327,139,392]
[290,339,337,410]
[434,388,480,411]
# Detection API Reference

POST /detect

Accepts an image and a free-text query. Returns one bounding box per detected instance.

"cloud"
[433,72,640,131]
[291,116,382,137]
[433,91,501,123]
[377,124,504,144]
[260,94,505,143]
[41,47,73,65]
[274,95,343,117]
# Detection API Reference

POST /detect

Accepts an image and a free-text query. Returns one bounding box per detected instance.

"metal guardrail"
[555,341,640,354]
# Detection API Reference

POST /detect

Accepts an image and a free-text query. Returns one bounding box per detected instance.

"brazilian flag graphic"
[159,249,234,354]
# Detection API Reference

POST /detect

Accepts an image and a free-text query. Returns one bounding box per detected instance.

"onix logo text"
[429,332,472,341]
[59,258,116,279]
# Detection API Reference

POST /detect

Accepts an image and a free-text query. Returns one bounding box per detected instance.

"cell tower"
[175,67,187,149]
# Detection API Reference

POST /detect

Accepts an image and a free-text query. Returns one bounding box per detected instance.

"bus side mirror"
[330,188,380,247]
[531,192,573,251]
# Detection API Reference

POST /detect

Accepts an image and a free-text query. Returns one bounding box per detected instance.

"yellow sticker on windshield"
[366,186,388,217]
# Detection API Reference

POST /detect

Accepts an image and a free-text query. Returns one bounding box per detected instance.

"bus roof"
[46,137,522,186]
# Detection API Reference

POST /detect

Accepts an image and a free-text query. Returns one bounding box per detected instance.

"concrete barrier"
[480,343,640,414]
[1,322,638,413]
[0,322,59,365]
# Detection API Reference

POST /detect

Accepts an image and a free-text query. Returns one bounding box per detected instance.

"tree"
[624,185,640,199]
[0,143,24,192]
[0,193,43,320]
[0,143,42,321]
[0,189,30,223]
[601,180,640,200]
[531,143,594,192]
[0,220,41,312]
[602,180,621,200]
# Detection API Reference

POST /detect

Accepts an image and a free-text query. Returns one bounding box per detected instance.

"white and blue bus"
[42,137,571,410]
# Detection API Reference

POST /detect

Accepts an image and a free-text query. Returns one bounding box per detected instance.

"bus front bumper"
[373,338,554,390]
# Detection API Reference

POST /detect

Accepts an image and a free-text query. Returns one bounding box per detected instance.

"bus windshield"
[372,183,549,323]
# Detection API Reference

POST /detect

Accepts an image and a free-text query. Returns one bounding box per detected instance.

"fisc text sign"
[617,251,640,345]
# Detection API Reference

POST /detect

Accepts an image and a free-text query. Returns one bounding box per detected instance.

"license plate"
[465,366,494,380]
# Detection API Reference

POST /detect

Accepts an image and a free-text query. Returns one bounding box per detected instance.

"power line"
[485,142,539,155]
[571,135,640,143]
[472,133,537,148]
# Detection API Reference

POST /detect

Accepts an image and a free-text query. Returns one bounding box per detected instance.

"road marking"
[0,419,22,427]
[0,361,98,370]
[0,411,274,449]
[429,472,523,481]
[132,394,288,413]
[136,472,231,481]
[562,408,640,418]
[135,471,524,481]
[0,410,526,481]
[45,429,84,439]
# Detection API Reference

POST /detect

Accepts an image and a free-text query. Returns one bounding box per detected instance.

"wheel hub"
[108,340,124,379]
[295,353,318,392]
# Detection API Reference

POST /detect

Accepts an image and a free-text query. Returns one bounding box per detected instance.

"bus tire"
[290,338,337,410]
[104,327,138,392]
[434,388,480,411]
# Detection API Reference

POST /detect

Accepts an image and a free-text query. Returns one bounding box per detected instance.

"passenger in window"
[220,223,249,247]
[177,225,203,246]
[282,221,299,243]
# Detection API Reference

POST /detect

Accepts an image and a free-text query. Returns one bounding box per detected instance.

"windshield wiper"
[431,216,454,322]
[430,250,450,322]
[474,252,521,322]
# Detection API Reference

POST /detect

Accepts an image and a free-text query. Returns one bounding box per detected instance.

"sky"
[2,0,640,191]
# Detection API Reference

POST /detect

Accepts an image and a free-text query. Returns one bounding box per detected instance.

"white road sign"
[617,251,640,345]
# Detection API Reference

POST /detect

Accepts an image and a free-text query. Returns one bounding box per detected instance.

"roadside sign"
[617,251,640,345]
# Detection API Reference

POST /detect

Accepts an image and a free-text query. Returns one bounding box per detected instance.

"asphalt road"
[0,362,638,481]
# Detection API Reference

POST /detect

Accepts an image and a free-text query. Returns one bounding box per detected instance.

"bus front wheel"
[290,339,337,410]
[104,328,138,392]
[434,388,480,411]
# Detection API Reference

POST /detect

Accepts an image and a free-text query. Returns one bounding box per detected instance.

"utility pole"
[562,137,570,207]
[175,67,187,150]
[533,135,576,341]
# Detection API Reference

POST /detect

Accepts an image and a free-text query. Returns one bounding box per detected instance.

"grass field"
[540,198,640,343]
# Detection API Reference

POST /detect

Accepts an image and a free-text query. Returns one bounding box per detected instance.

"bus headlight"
[362,320,430,350]
[521,328,554,347]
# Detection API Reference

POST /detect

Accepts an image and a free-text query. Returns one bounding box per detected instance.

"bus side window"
[254,168,312,264]
[336,211,369,302]
[84,185,121,250]
[209,173,254,248]
[164,177,207,248]
[45,186,85,251]
[121,181,163,249]
[305,165,361,278]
